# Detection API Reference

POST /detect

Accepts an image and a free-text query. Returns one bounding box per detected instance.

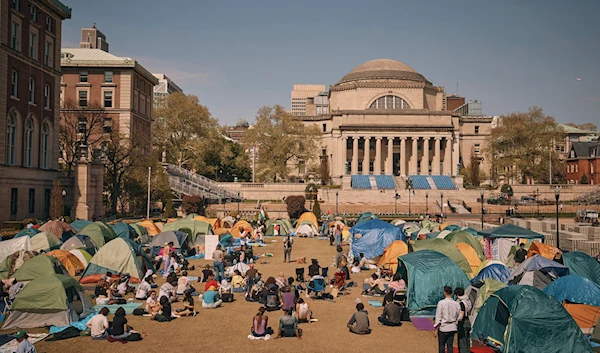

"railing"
[462,200,472,213]
[165,164,240,200]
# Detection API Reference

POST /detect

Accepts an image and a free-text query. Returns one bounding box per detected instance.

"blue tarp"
[13,228,40,238]
[49,312,96,334]
[350,219,405,259]
[471,264,512,284]
[543,275,600,306]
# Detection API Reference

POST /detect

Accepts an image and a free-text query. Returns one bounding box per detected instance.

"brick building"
[0,0,71,223]
[566,141,600,185]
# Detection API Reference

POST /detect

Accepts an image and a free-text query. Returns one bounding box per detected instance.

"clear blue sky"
[61,0,600,126]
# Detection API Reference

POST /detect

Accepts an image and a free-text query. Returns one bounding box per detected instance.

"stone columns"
[374,137,382,174]
[443,137,452,175]
[352,137,359,175]
[340,137,348,175]
[452,137,460,176]
[422,137,430,175]
[410,137,418,175]
[385,137,394,175]
[433,137,441,174]
[400,137,407,176]
[362,137,371,174]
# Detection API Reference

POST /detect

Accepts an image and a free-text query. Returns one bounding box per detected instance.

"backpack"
[132,308,147,316]
[265,294,279,311]
[126,332,142,341]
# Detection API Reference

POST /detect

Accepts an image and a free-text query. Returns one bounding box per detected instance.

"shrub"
[182,195,204,215]
[312,200,322,220]
[285,195,306,220]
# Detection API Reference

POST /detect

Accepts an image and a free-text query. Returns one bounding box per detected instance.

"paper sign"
[204,235,219,261]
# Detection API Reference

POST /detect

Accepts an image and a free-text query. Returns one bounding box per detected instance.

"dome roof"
[337,59,430,85]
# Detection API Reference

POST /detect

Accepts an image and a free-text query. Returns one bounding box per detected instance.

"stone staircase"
[426,176,438,190]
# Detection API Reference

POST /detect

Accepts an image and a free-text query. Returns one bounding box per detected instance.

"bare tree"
[49,179,63,219]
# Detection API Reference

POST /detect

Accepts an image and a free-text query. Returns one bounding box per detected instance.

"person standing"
[283,235,293,263]
[455,287,472,353]
[434,286,460,353]
[515,243,527,265]
[335,224,343,247]
[15,330,36,353]
[213,244,225,282]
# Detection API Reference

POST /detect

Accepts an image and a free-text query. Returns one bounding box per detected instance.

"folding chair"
[321,267,329,278]
[296,268,305,282]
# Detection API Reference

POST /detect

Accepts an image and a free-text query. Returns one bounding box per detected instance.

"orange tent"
[455,243,482,274]
[229,220,255,238]
[47,250,85,276]
[564,303,600,334]
[298,212,318,229]
[138,220,160,236]
[377,240,409,273]
[193,215,210,223]
[208,218,222,230]
[527,242,561,260]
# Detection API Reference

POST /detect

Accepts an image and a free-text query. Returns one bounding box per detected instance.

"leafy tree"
[501,184,514,197]
[182,195,205,215]
[486,107,565,184]
[49,180,64,219]
[581,174,589,184]
[319,154,330,185]
[460,148,488,186]
[120,159,172,216]
[312,199,322,220]
[164,198,176,218]
[243,105,321,182]
[305,183,319,200]
[285,195,306,220]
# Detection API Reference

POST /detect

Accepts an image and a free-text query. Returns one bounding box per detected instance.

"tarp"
[30,232,62,252]
[138,220,160,236]
[472,285,593,353]
[507,255,569,289]
[298,212,319,229]
[377,240,409,273]
[563,252,600,286]
[412,238,472,275]
[543,275,600,307]
[446,230,485,261]
[527,242,561,260]
[46,250,85,276]
[356,212,378,225]
[162,219,213,244]
[0,237,33,263]
[80,238,151,284]
[11,255,67,281]
[78,222,117,248]
[479,224,544,240]
[456,243,482,274]
[60,235,97,254]
[350,219,405,259]
[471,263,511,284]
[70,220,92,233]
[397,250,470,314]
[14,228,40,238]
[39,221,76,241]
[111,222,136,240]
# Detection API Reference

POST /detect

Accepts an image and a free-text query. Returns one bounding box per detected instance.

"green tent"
[2,274,94,329]
[397,250,470,314]
[469,279,507,324]
[30,231,62,252]
[420,219,440,232]
[356,212,378,225]
[412,238,473,275]
[563,251,600,286]
[266,219,292,236]
[78,222,117,248]
[185,213,200,219]
[80,238,152,284]
[9,255,68,281]
[472,285,593,353]
[478,224,544,240]
[446,230,485,261]
[131,223,148,237]
[111,222,136,240]
[162,219,213,244]
[70,220,92,233]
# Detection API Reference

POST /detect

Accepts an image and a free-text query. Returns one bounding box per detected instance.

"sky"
[61,0,600,126]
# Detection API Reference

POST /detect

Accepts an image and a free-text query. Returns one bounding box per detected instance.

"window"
[77,117,87,134]
[298,161,306,175]
[28,77,35,104]
[140,96,146,115]
[44,189,51,213]
[45,16,52,32]
[475,144,481,153]
[41,122,49,169]
[11,22,20,51]
[576,164,578,173]
[147,98,151,117]
[134,91,138,112]
[104,71,113,83]
[369,95,410,110]
[78,91,88,107]
[79,71,88,83]
[12,0,19,10]
[103,91,113,108]
[475,126,480,134]
[28,189,35,213]
[10,189,18,215]
[322,124,327,133]
[29,5,37,21]
[24,118,33,167]
[29,32,37,59]
[6,112,17,165]
[45,41,52,66]
[10,70,18,98]
[44,84,51,108]
[103,118,112,133]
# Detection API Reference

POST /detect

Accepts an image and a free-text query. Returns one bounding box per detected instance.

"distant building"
[0,0,72,223]
[560,124,600,157]
[566,142,599,185]
[305,91,329,116]
[290,84,325,117]
[79,24,109,52]
[153,74,183,108]
[446,95,465,112]
[227,122,249,144]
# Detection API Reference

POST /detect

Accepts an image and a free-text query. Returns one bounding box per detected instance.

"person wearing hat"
[202,285,222,309]
[377,294,404,326]
[15,330,35,353]
[212,244,225,282]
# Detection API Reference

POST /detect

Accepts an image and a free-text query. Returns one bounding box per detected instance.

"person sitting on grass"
[275,309,302,339]
[347,302,371,335]
[378,296,403,327]
[219,279,234,302]
[176,289,197,317]
[159,274,177,303]
[251,307,274,338]
[176,271,190,296]
[281,285,296,312]
[231,270,245,292]
[145,290,162,316]
[116,274,134,296]
[204,274,219,292]
[295,298,313,323]
[15,330,35,353]
[135,275,152,300]
[362,273,385,296]
[201,265,213,282]
[202,286,222,309]
[94,276,109,297]
[108,307,131,341]
[87,307,109,340]
[156,295,176,321]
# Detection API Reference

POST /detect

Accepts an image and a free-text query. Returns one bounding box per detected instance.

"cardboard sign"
[204,235,219,261]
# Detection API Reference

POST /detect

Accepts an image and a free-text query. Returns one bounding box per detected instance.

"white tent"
[296,223,318,237]
[0,237,33,263]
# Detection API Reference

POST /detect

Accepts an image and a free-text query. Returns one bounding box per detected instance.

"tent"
[221,216,236,228]
[441,224,461,232]
[543,275,600,334]
[433,230,452,239]
[506,255,569,289]
[295,221,319,237]
[472,285,593,353]
[1,274,94,330]
[150,231,188,256]
[356,212,378,226]
[70,220,92,233]
[80,238,152,284]
[412,238,472,275]
[60,234,97,255]
[456,243,482,274]
[0,237,33,264]
[420,220,440,232]
[396,250,470,314]
[266,219,293,236]
[154,222,164,231]
[563,251,600,286]
[390,219,406,227]
[377,240,409,273]
[401,222,421,236]
[527,242,561,260]
[111,222,136,240]
[446,230,485,261]
[130,223,148,237]
[162,219,213,244]
[39,220,76,241]
[30,232,62,252]
[350,219,405,259]
[474,260,507,276]
[14,228,40,238]
[479,224,544,240]
[138,220,160,236]
[69,249,92,268]
[465,279,506,324]
[229,220,254,238]
[46,250,85,276]
[194,216,222,230]
[10,255,68,281]
[193,215,210,223]
[185,213,200,219]
[461,227,480,237]
[298,212,319,229]
[79,222,117,248]
[471,263,512,284]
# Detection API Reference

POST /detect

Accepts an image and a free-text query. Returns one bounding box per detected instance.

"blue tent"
[70,220,92,233]
[14,228,40,238]
[111,222,136,240]
[355,212,378,226]
[350,219,405,259]
[543,275,600,307]
[471,264,512,284]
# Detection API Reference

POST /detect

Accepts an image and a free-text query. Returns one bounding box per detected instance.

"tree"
[305,183,319,201]
[243,105,321,182]
[486,107,565,184]
[319,154,330,185]
[49,180,63,219]
[164,198,176,218]
[285,195,306,220]
[312,199,322,220]
[501,184,514,197]
[59,99,107,176]
[581,174,589,184]
[460,148,488,186]
[120,158,172,216]
[182,195,204,215]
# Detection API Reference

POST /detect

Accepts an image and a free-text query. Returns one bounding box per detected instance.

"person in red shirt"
[204,273,219,292]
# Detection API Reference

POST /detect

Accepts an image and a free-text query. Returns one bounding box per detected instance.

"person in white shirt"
[135,276,152,300]
[86,307,109,340]
[434,286,460,353]
[176,271,190,295]
[159,274,176,302]
[145,291,161,315]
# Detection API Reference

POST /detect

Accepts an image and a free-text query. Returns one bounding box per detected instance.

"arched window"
[41,121,49,169]
[24,118,33,167]
[369,95,410,110]
[6,112,17,165]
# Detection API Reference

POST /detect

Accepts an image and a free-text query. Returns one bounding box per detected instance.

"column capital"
[400,136,408,141]
[422,136,431,141]
[434,136,442,141]
[375,136,383,140]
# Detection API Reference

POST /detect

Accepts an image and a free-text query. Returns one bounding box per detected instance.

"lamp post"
[480,189,485,230]
[425,191,429,216]
[408,187,412,216]
[394,190,400,214]
[61,189,67,217]
[555,186,560,248]
[440,192,444,222]
[237,192,240,215]
[536,188,540,217]
[335,191,339,215]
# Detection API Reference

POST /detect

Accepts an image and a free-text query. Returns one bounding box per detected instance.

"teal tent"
[356,212,378,225]
[478,224,544,240]
[70,220,92,233]
[14,228,40,238]
[396,250,470,314]
[111,222,136,240]
[563,251,600,286]
[411,238,472,275]
[472,285,592,353]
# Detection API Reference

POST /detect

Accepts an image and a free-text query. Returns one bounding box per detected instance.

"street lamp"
[480,189,485,230]
[394,190,400,214]
[536,188,540,217]
[555,186,560,248]
[425,192,429,217]
[440,192,444,222]
[61,189,67,217]
[335,191,339,215]
[408,187,412,216]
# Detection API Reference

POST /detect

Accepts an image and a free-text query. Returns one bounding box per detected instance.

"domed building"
[299,59,493,188]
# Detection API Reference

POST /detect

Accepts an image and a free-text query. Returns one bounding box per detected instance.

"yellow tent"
[377,240,409,273]
[208,218,222,230]
[439,223,453,230]
[47,250,85,277]
[342,226,351,242]
[138,220,160,236]
[193,215,210,223]
[298,212,318,229]
[527,242,561,260]
[455,243,482,274]
[229,220,255,238]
